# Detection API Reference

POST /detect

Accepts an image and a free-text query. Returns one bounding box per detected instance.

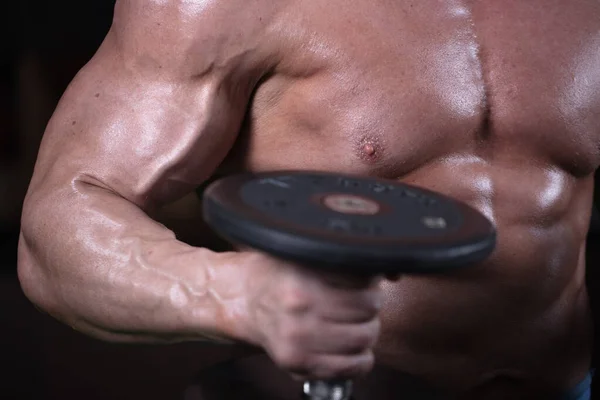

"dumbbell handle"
[303,379,353,400]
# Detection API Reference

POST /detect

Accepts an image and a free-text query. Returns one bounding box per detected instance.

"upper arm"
[29,0,279,209]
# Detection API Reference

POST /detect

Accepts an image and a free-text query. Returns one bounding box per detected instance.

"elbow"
[17,232,60,317]
[17,196,64,319]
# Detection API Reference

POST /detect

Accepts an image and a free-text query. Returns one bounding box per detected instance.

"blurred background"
[1,2,599,399]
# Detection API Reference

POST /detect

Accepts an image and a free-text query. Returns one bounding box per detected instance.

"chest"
[246,0,600,177]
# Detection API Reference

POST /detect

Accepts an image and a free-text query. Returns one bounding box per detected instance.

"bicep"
[32,2,264,209]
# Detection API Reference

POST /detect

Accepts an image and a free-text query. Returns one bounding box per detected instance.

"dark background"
[1,2,599,399]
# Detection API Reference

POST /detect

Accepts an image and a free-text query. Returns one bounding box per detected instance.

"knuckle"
[353,289,382,317]
[272,323,313,369]
[348,321,380,351]
[358,353,376,374]
[279,321,306,344]
[344,353,375,377]
[366,288,384,313]
[369,318,381,338]
[363,301,380,317]
[273,343,307,370]
[357,333,376,351]
[280,282,312,313]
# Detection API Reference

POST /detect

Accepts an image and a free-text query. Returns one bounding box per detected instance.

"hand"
[238,251,383,381]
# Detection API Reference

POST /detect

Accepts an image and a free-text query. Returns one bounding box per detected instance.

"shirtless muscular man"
[17,1,600,399]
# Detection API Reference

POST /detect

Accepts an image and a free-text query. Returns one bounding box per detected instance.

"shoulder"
[113,0,278,32]
[110,0,288,76]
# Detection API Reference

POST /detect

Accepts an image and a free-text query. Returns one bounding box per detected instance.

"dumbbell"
[202,171,496,400]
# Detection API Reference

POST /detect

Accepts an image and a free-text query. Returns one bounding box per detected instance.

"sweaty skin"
[18,0,600,399]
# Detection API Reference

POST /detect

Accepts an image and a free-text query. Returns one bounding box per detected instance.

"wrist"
[183,249,263,346]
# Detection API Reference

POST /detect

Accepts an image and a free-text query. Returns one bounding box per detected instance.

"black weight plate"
[203,171,496,274]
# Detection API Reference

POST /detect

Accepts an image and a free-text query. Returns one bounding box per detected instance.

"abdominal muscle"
[370,160,594,395]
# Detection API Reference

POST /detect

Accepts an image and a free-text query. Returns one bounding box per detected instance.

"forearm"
[18,179,247,344]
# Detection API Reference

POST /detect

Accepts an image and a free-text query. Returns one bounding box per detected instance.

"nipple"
[363,143,376,156]
[356,136,382,163]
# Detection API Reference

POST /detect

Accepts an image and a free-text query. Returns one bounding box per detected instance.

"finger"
[303,318,380,355]
[313,284,383,323]
[310,269,382,290]
[287,350,375,381]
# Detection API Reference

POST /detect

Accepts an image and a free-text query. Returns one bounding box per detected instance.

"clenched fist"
[237,251,383,381]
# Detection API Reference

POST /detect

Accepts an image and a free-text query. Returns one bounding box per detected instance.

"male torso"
[197,0,600,398]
